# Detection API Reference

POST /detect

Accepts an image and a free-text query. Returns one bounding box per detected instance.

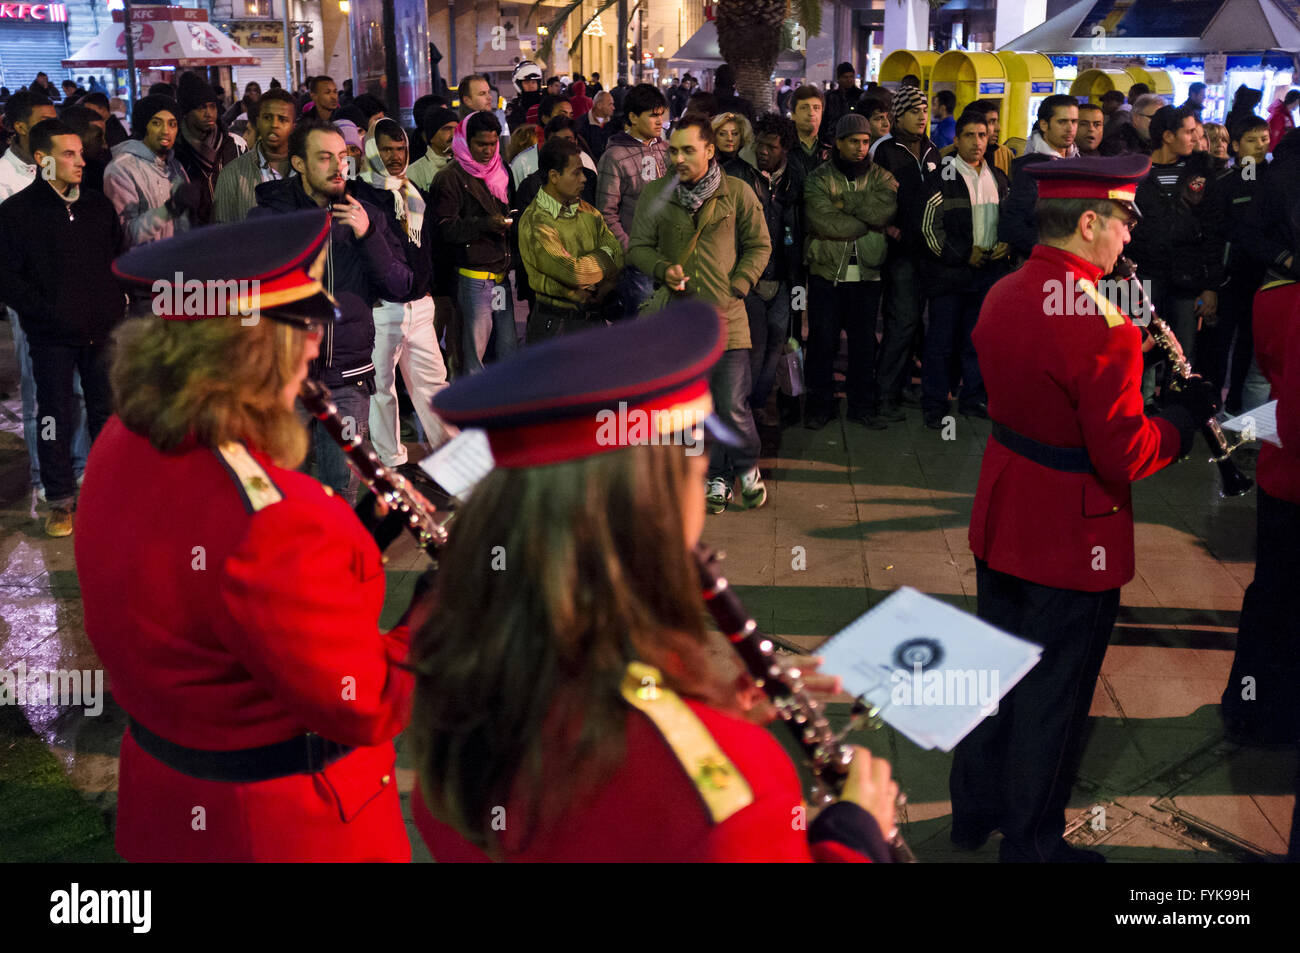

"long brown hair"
[111,315,309,468]
[410,443,716,852]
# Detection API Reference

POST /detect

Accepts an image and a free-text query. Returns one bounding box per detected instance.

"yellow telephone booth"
[1070,68,1134,104]
[995,51,1057,145]
[1124,65,1175,101]
[930,50,1009,125]
[879,50,940,95]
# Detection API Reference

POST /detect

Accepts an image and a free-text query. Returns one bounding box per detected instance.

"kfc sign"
[0,3,69,20]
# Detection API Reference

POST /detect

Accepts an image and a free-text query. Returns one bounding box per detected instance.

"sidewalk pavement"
[0,334,1290,861]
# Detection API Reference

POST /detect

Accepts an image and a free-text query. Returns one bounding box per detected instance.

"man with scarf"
[354,117,453,481]
[627,115,771,515]
[430,110,516,375]
[999,94,1079,263]
[802,114,899,431]
[172,71,246,226]
[873,85,940,420]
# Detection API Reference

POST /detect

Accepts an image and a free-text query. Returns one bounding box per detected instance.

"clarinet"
[1114,257,1254,498]
[299,378,449,555]
[693,542,916,862]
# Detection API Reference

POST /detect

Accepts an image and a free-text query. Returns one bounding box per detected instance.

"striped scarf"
[673,160,724,212]
[360,120,425,248]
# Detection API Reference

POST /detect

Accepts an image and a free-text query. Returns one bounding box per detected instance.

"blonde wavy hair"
[711,111,754,153]
[111,315,310,468]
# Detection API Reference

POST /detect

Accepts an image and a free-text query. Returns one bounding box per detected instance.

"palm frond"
[529,0,622,65]
[791,0,821,36]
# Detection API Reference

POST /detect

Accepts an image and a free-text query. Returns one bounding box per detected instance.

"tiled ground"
[0,321,1292,862]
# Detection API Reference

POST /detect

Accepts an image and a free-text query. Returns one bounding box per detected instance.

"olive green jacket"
[627,172,772,349]
[803,161,898,282]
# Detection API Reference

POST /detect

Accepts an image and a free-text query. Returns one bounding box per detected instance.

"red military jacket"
[412,662,879,862]
[74,417,414,861]
[1253,280,1300,503]
[969,244,1185,591]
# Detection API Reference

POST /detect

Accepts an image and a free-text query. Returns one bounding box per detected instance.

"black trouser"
[805,275,883,415]
[526,300,604,342]
[878,251,924,404]
[28,341,112,508]
[1222,486,1300,743]
[1197,271,1254,397]
[950,559,1120,861]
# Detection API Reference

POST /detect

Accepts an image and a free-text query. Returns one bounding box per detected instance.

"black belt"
[128,718,355,783]
[991,420,1095,475]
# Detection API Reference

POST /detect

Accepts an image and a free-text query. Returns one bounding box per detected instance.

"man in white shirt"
[918,111,1012,427]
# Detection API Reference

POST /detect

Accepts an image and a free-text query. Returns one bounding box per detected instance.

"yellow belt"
[458,268,506,282]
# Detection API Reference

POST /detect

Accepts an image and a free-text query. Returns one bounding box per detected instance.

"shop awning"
[63,7,260,69]
[999,0,1300,54]
[668,20,806,73]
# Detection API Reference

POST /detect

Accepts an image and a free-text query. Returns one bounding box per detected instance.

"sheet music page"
[420,429,495,499]
[816,588,1043,751]
[1221,401,1282,447]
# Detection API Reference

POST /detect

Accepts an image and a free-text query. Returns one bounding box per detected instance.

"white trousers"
[369,295,451,467]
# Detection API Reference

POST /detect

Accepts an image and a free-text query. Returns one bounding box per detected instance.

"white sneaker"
[35,486,46,503]
[706,477,732,514]
[739,467,767,509]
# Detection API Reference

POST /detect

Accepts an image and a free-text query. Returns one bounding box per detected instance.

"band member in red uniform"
[1223,278,1300,752]
[75,211,422,861]
[407,302,899,862]
[951,156,1213,862]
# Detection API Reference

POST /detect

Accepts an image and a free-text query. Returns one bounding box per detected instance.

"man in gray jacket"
[595,83,668,318]
[103,95,200,248]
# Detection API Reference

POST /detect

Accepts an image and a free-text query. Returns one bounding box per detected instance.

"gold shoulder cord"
[216,442,285,512]
[620,661,754,823]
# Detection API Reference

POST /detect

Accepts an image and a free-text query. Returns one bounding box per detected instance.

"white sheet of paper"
[1221,401,1282,448]
[816,588,1043,752]
[420,428,494,499]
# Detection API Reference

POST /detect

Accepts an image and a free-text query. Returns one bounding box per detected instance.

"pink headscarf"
[452,116,509,204]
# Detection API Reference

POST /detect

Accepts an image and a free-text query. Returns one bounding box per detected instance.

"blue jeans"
[923,283,990,414]
[458,274,516,375]
[746,283,792,413]
[619,265,655,319]
[28,342,112,508]
[9,311,88,489]
[708,349,761,482]
[297,378,371,504]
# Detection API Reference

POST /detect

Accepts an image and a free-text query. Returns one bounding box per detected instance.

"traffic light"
[297,24,314,54]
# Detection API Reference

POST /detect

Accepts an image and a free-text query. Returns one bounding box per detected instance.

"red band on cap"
[486,379,712,467]
[1036,180,1137,202]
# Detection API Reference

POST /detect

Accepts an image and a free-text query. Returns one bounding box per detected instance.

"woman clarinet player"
[408,300,899,862]
[75,211,426,862]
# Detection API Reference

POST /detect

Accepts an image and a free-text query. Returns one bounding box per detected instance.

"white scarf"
[359,120,425,248]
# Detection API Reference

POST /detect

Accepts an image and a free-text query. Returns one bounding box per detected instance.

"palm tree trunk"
[715,0,787,113]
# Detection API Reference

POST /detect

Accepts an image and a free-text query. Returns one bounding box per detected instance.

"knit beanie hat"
[334,119,364,152]
[131,95,180,139]
[835,113,872,140]
[422,106,460,140]
[176,71,219,116]
[892,84,927,122]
